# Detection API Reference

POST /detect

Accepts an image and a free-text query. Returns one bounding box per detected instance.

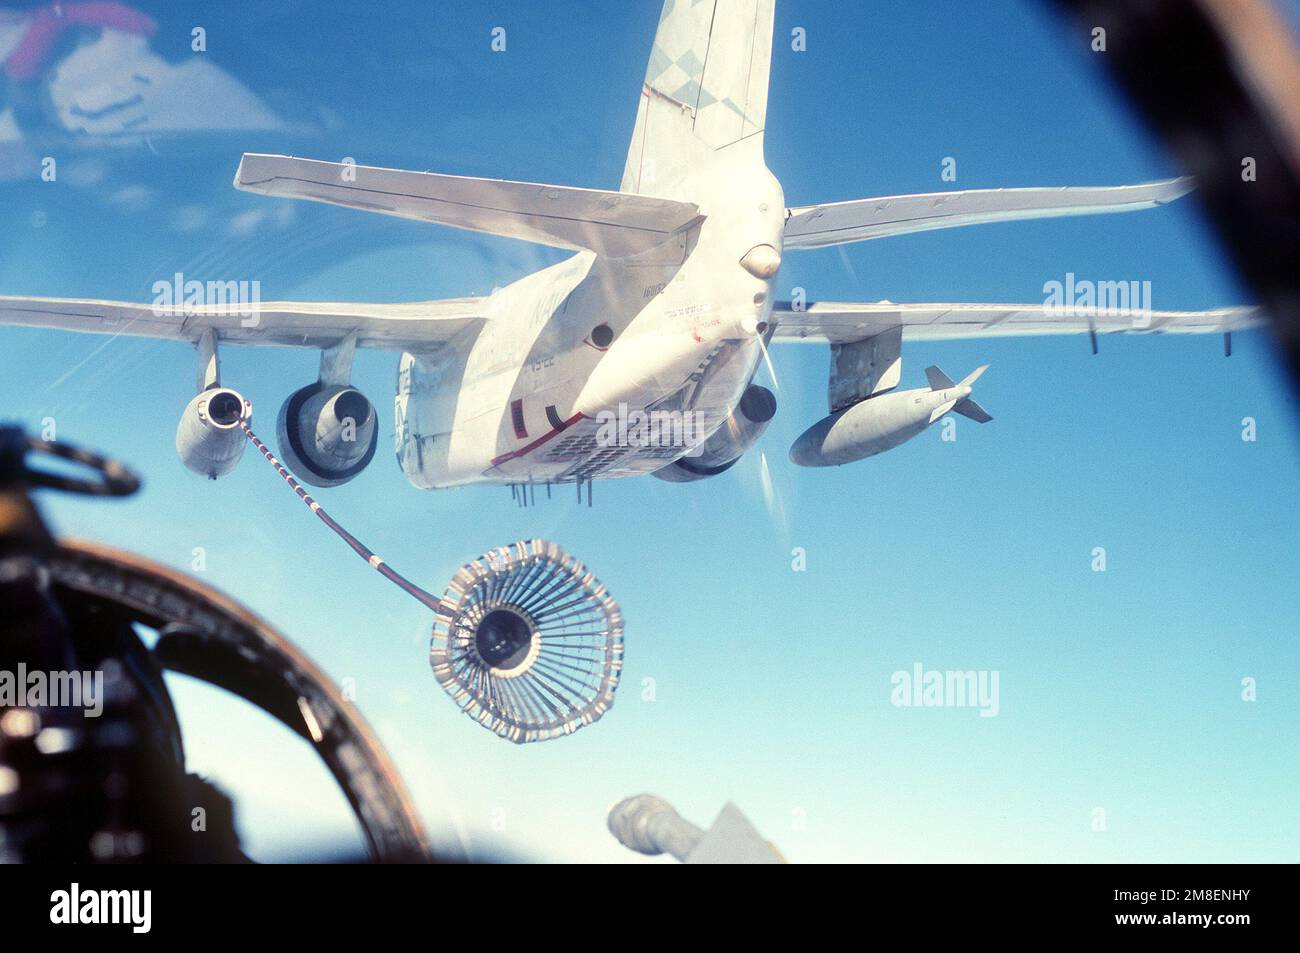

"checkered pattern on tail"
[621,0,774,196]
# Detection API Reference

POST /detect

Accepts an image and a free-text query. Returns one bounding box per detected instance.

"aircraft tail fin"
[953,398,993,423]
[927,364,992,422]
[924,365,956,390]
[621,0,775,196]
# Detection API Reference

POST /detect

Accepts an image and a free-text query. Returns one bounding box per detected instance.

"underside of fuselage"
[393,216,777,491]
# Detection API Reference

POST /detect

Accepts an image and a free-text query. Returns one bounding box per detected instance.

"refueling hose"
[238,418,451,617]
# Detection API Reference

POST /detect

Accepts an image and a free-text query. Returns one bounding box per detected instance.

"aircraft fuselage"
[395,138,785,489]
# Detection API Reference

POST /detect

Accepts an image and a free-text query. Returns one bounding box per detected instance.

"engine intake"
[175,388,249,479]
[276,384,378,487]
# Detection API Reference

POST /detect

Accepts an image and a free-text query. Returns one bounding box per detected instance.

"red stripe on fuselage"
[489,412,587,468]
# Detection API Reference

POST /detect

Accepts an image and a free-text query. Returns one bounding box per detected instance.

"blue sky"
[2,0,1298,862]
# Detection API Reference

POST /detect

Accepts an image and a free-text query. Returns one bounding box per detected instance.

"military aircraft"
[0,0,1259,491]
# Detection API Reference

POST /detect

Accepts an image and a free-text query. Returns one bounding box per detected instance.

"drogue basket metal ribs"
[430,540,623,743]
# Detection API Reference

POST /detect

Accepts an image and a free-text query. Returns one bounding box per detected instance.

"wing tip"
[233,152,256,192]
[233,152,290,193]
[1153,174,1196,203]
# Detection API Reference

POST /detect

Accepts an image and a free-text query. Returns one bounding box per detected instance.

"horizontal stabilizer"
[953,398,992,424]
[235,154,704,258]
[784,177,1194,249]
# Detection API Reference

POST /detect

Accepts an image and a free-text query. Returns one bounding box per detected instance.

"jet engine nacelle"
[276,384,378,487]
[176,387,250,479]
[652,384,777,483]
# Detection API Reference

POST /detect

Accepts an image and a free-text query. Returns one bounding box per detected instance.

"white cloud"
[107,184,155,212]
[172,205,209,233]
[228,208,268,237]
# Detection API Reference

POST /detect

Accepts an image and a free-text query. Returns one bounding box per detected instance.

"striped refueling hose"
[239,418,452,618]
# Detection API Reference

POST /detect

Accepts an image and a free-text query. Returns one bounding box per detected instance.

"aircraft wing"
[235,154,704,258]
[783,178,1194,249]
[0,294,486,353]
[769,300,1263,343]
